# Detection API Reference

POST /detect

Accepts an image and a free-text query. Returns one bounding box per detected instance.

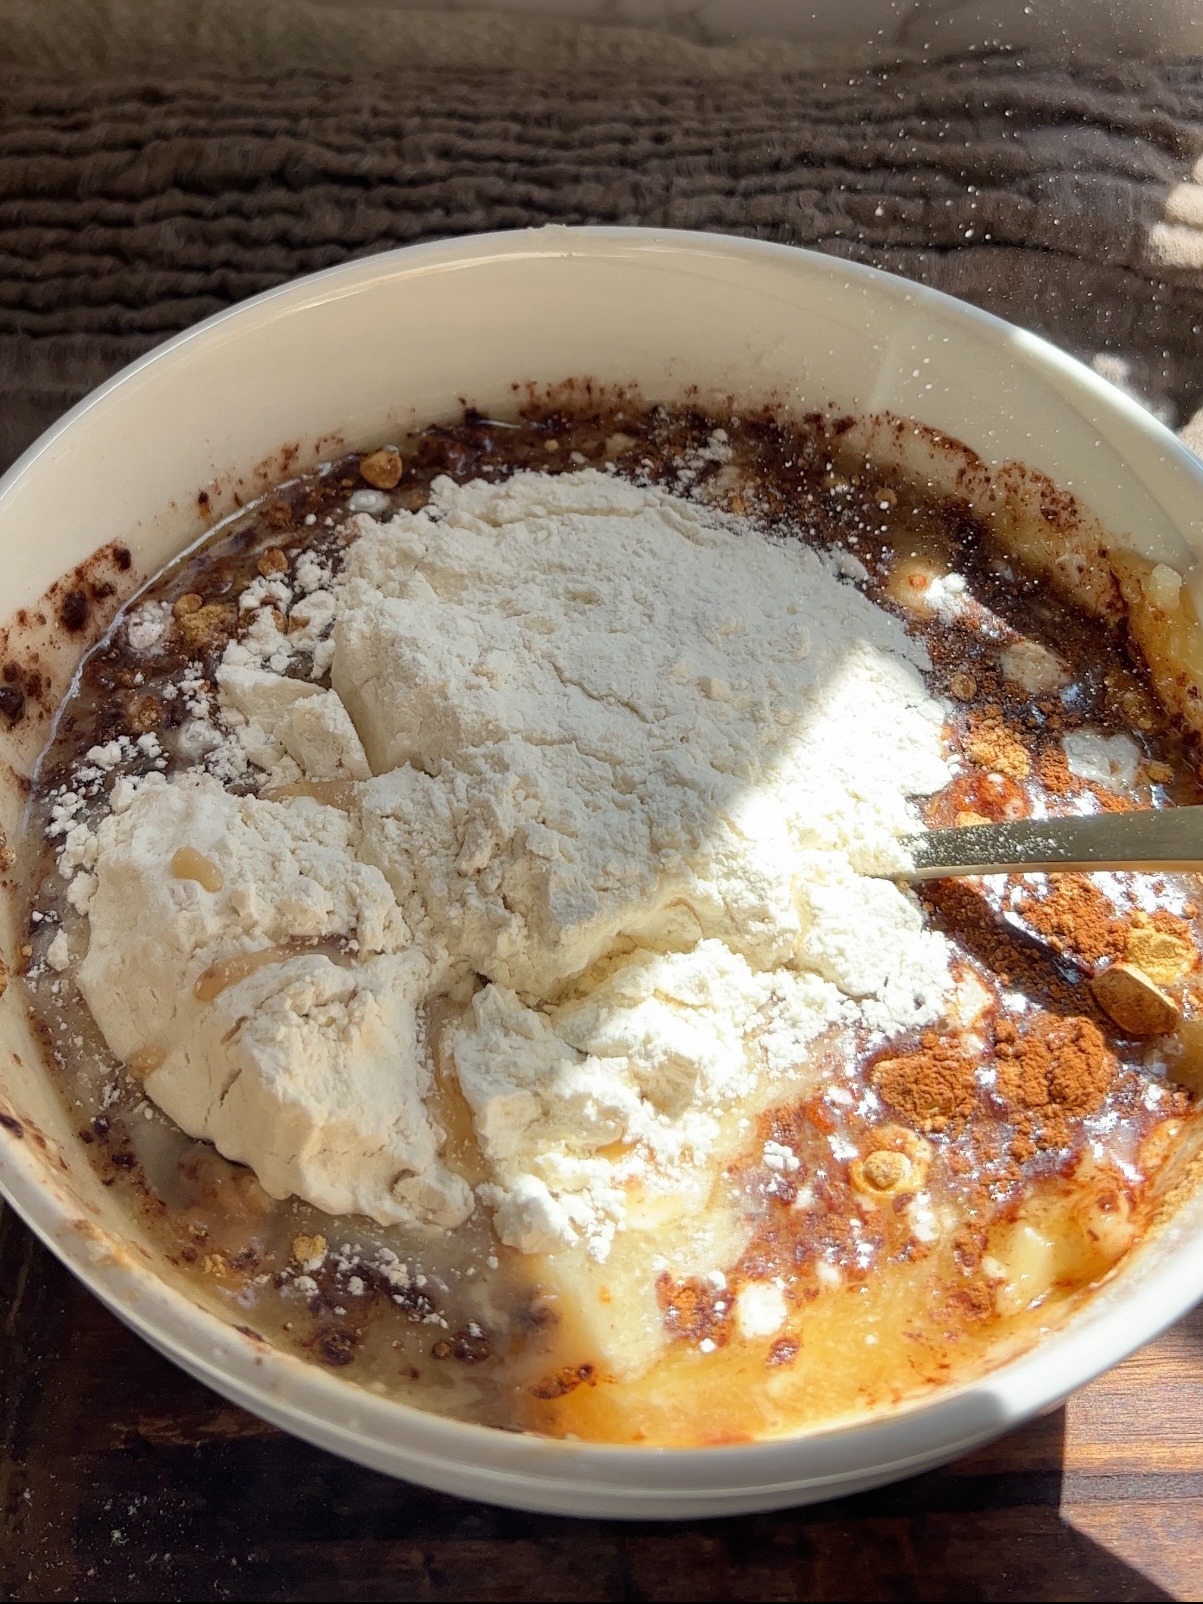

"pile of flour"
[69,468,953,1258]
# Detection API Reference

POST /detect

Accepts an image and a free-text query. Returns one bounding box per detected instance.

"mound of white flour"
[74,469,953,1256]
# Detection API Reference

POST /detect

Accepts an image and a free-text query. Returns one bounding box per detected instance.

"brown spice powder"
[1033,743,1084,800]
[657,1273,731,1347]
[1031,738,1139,814]
[871,1032,978,1132]
[1015,875,1125,968]
[766,1336,800,1367]
[921,880,1096,1015]
[994,1015,1113,1116]
[963,706,1032,780]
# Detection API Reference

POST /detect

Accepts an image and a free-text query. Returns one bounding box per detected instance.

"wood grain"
[1,1206,1199,1602]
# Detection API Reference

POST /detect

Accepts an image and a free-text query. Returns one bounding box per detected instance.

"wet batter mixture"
[12,399,1203,1444]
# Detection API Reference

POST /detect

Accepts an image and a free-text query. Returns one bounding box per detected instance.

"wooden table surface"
[1,1205,1199,1602]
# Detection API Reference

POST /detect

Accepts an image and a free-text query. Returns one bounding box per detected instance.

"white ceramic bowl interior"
[2,227,1203,1518]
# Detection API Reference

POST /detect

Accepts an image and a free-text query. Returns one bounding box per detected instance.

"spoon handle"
[900,805,1203,881]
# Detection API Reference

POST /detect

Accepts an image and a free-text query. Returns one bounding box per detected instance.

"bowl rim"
[3,222,1203,1499]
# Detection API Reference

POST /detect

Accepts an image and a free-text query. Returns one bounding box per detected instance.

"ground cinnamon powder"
[921,879,1097,1013]
[1033,743,1083,799]
[871,1032,977,1132]
[1014,875,1126,967]
[994,1014,1112,1117]
[963,705,1032,780]
[873,1008,1115,1166]
[994,1012,1114,1159]
[877,866,1121,1160]
[657,1273,731,1347]
[1033,741,1137,814]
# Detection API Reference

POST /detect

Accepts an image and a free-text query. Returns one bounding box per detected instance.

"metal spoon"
[899,806,1203,881]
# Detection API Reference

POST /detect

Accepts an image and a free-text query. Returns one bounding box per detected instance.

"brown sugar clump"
[127,694,162,734]
[851,1148,913,1197]
[434,1328,493,1365]
[1091,963,1180,1037]
[964,707,1031,780]
[862,1149,908,1189]
[850,1125,932,1197]
[1015,875,1125,968]
[1125,920,1196,985]
[531,1363,598,1400]
[359,448,404,490]
[125,1045,165,1078]
[871,1032,978,1132]
[948,671,977,702]
[173,597,236,651]
[994,1014,1113,1118]
[257,547,289,578]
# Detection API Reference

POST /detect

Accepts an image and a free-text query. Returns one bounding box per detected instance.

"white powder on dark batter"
[72,469,954,1258]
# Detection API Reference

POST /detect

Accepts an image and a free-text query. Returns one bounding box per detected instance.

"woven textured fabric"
[5,44,1203,467]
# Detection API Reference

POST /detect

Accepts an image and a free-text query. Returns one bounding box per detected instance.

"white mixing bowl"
[1,227,1201,1517]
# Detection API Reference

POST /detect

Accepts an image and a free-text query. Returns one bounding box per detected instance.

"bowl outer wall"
[1,226,1202,1516]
